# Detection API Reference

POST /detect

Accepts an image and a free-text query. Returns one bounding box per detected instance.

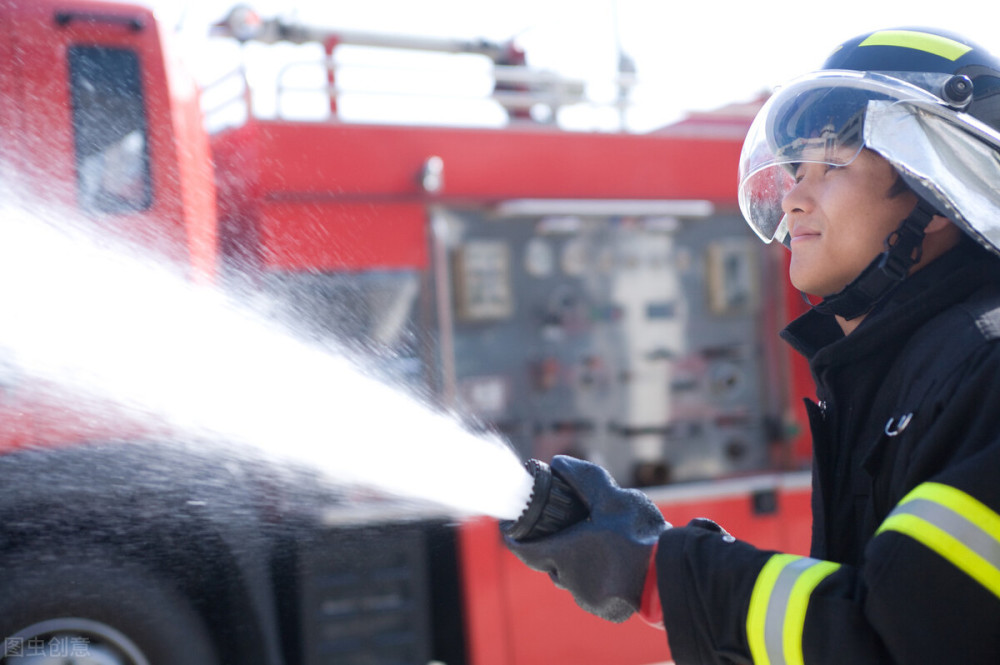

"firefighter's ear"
[920,216,963,265]
[925,215,954,234]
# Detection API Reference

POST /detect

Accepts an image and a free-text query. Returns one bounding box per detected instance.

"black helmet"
[822,28,1000,130]
[739,28,1000,319]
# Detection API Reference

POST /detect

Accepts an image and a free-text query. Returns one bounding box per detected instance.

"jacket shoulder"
[877,284,1000,416]
[912,283,1000,360]
[961,284,1000,340]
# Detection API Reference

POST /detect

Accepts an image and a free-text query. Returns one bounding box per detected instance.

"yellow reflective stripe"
[747,554,841,665]
[913,482,1000,537]
[876,482,1000,600]
[783,560,841,665]
[878,512,1000,600]
[747,554,794,665]
[859,30,972,61]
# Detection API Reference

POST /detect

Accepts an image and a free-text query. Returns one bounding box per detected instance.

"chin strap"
[808,199,939,320]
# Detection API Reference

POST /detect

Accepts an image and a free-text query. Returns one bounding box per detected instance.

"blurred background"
[3,4,996,664]
[144,0,1000,132]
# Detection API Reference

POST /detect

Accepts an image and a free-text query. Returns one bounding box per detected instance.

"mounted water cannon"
[211,4,266,43]
[208,4,586,122]
[212,4,512,54]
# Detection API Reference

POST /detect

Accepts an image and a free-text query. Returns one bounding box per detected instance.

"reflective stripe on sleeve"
[876,482,1000,600]
[747,554,841,665]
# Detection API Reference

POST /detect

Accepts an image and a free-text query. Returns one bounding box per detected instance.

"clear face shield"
[738,70,1000,252]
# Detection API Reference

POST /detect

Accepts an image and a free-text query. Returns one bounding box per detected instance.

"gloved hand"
[502,455,669,623]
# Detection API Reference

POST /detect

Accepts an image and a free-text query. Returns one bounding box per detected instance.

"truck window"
[68,45,151,213]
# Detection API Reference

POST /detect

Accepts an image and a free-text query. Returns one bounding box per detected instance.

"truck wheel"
[0,548,218,665]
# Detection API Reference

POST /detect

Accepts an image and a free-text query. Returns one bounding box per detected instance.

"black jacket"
[656,241,1000,664]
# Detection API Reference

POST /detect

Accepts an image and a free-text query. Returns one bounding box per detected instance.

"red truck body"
[0,1,815,663]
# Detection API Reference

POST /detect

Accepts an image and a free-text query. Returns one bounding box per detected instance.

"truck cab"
[0,0,215,267]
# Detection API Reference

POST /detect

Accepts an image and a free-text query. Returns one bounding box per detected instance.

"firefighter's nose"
[781,177,811,216]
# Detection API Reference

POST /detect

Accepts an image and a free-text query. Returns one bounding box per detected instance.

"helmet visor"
[738,70,953,243]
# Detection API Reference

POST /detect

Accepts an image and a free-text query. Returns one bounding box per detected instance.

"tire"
[0,547,218,665]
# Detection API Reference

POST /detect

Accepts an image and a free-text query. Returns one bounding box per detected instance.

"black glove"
[502,455,669,623]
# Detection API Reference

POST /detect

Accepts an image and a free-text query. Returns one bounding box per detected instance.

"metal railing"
[201,53,635,132]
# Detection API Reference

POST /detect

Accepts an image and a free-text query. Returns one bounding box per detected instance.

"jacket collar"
[781,240,1000,365]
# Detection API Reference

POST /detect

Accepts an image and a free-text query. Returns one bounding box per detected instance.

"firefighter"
[504,27,1000,664]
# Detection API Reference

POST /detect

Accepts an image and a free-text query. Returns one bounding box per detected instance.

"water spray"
[0,208,536,520]
[504,459,589,541]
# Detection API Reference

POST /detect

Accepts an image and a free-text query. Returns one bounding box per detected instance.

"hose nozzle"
[505,459,589,542]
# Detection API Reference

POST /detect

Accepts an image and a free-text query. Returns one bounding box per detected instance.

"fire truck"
[0,0,814,663]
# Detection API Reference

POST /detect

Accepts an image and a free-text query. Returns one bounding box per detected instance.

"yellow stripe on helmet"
[859,30,972,62]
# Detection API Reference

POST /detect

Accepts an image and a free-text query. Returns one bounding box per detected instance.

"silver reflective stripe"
[746,554,841,665]
[762,558,817,665]
[877,482,1000,600]
[899,498,1000,572]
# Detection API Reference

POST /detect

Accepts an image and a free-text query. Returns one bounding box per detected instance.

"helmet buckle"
[878,200,938,280]
[880,228,923,280]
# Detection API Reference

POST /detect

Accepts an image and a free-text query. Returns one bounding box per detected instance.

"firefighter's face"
[781,148,918,298]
